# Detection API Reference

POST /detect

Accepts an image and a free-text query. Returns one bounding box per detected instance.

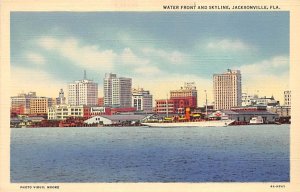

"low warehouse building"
[84,114,147,126]
[84,116,113,125]
[222,110,278,123]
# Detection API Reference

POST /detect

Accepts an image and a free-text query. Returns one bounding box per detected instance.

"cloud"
[238,55,289,103]
[26,52,46,65]
[120,47,188,77]
[11,65,67,98]
[30,36,288,105]
[38,36,58,50]
[239,55,289,75]
[133,73,213,106]
[37,36,116,71]
[133,65,161,74]
[121,48,149,66]
[119,47,164,76]
[207,38,253,52]
[142,48,186,65]
[36,36,163,75]
[117,33,186,66]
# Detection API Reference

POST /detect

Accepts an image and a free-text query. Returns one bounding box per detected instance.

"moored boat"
[142,119,235,128]
[249,116,264,124]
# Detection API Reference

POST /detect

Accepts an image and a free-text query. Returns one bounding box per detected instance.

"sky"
[11,12,290,105]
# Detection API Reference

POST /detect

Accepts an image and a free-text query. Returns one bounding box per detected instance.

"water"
[10,125,289,182]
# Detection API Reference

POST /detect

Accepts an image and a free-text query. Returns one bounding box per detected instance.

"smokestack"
[185,107,191,121]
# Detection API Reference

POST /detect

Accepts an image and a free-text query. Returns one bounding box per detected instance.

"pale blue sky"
[11,12,289,104]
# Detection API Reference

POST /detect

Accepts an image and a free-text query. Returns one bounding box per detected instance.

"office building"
[170,82,197,113]
[103,73,132,108]
[132,88,153,112]
[68,71,98,106]
[30,97,53,115]
[242,93,279,107]
[154,82,198,114]
[48,104,85,120]
[213,69,242,110]
[11,92,37,114]
[242,93,256,106]
[155,99,175,114]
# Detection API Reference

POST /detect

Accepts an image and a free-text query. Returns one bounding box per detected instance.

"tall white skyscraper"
[104,73,132,108]
[68,71,98,106]
[213,69,242,110]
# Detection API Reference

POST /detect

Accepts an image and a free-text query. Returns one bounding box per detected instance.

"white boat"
[142,119,235,128]
[249,116,264,124]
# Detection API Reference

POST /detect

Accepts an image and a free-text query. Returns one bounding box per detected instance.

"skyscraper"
[104,73,132,108]
[213,69,242,110]
[68,71,98,106]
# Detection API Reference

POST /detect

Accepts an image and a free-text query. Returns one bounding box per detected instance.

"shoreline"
[10,123,289,129]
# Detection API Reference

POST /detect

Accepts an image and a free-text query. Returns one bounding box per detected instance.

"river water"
[10,125,289,182]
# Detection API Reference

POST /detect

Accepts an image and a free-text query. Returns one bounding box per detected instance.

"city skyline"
[11,12,289,104]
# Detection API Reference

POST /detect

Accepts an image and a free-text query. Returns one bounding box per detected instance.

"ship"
[142,93,235,128]
[142,119,235,128]
[142,111,235,128]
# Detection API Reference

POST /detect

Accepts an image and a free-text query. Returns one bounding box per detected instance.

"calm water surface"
[11,125,289,182]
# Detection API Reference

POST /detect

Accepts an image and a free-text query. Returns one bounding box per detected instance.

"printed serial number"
[270,185,285,188]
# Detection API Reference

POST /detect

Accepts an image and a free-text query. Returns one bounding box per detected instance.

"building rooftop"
[222,110,239,115]
[101,114,147,121]
[223,110,277,115]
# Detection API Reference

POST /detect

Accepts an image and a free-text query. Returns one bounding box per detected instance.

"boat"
[143,93,235,128]
[249,116,264,124]
[142,119,235,128]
